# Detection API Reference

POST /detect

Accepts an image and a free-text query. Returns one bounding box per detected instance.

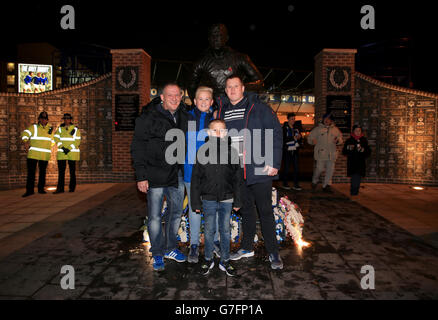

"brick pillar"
[314,48,357,183]
[111,49,151,177]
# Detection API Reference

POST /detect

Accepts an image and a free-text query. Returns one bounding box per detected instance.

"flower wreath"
[117,68,137,89]
[329,69,349,90]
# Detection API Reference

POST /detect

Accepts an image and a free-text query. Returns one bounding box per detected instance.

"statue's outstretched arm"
[240,54,264,90]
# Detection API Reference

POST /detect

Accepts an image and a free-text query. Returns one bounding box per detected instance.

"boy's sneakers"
[188,244,199,263]
[219,261,237,277]
[269,252,283,270]
[230,248,255,261]
[322,185,333,193]
[164,249,187,262]
[200,258,215,275]
[292,185,303,191]
[282,184,291,190]
[213,241,221,258]
[152,256,165,271]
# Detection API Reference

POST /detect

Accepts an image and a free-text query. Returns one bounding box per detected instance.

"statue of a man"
[189,24,264,103]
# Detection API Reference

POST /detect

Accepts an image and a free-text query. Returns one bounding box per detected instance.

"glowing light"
[7,63,15,72]
[47,187,56,191]
[295,238,310,249]
[412,186,424,190]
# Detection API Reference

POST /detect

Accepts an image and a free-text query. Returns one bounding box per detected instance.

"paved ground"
[333,183,438,248]
[0,182,437,300]
[0,183,130,260]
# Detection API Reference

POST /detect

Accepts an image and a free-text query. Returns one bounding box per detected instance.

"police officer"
[21,111,54,197]
[53,113,81,194]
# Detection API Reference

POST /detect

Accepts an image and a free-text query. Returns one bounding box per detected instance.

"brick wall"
[111,49,151,175]
[314,49,357,183]
[354,73,438,185]
[0,74,120,190]
[0,48,152,190]
[314,48,438,186]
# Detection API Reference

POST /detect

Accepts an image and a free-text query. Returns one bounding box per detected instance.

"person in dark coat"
[191,119,243,276]
[281,113,303,190]
[131,82,189,271]
[342,124,371,196]
[216,74,284,270]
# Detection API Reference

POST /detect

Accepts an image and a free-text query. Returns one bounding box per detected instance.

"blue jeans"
[184,181,219,246]
[202,200,232,263]
[147,174,185,256]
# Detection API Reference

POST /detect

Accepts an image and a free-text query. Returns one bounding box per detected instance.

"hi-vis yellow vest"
[54,124,81,161]
[21,123,54,161]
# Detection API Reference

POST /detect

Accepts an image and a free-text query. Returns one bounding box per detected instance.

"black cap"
[322,112,334,121]
[38,111,48,120]
[62,113,73,120]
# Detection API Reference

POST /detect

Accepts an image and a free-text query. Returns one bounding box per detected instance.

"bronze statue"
[189,24,264,103]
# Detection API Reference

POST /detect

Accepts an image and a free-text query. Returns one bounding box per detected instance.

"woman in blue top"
[184,86,219,263]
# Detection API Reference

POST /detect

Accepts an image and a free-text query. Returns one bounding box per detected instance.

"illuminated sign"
[269,94,315,104]
[149,88,315,104]
[18,63,53,93]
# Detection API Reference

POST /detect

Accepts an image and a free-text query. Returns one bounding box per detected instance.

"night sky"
[2,0,436,91]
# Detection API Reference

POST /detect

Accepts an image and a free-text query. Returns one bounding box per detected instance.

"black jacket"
[342,136,371,177]
[216,92,283,186]
[282,122,303,152]
[190,136,243,211]
[131,97,189,187]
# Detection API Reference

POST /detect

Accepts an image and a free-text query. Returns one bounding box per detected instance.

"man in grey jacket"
[307,113,343,192]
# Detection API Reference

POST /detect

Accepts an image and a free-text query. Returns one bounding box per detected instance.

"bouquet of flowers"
[230,211,241,243]
[278,196,306,244]
[141,189,307,247]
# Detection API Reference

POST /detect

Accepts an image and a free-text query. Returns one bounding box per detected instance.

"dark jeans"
[350,173,362,195]
[57,160,77,192]
[282,150,299,187]
[26,158,48,193]
[240,181,279,255]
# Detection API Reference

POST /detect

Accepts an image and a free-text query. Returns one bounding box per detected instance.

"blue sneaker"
[188,244,199,263]
[164,249,187,262]
[219,261,237,277]
[230,248,255,261]
[152,256,165,271]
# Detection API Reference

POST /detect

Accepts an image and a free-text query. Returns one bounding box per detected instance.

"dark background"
[1,0,436,92]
